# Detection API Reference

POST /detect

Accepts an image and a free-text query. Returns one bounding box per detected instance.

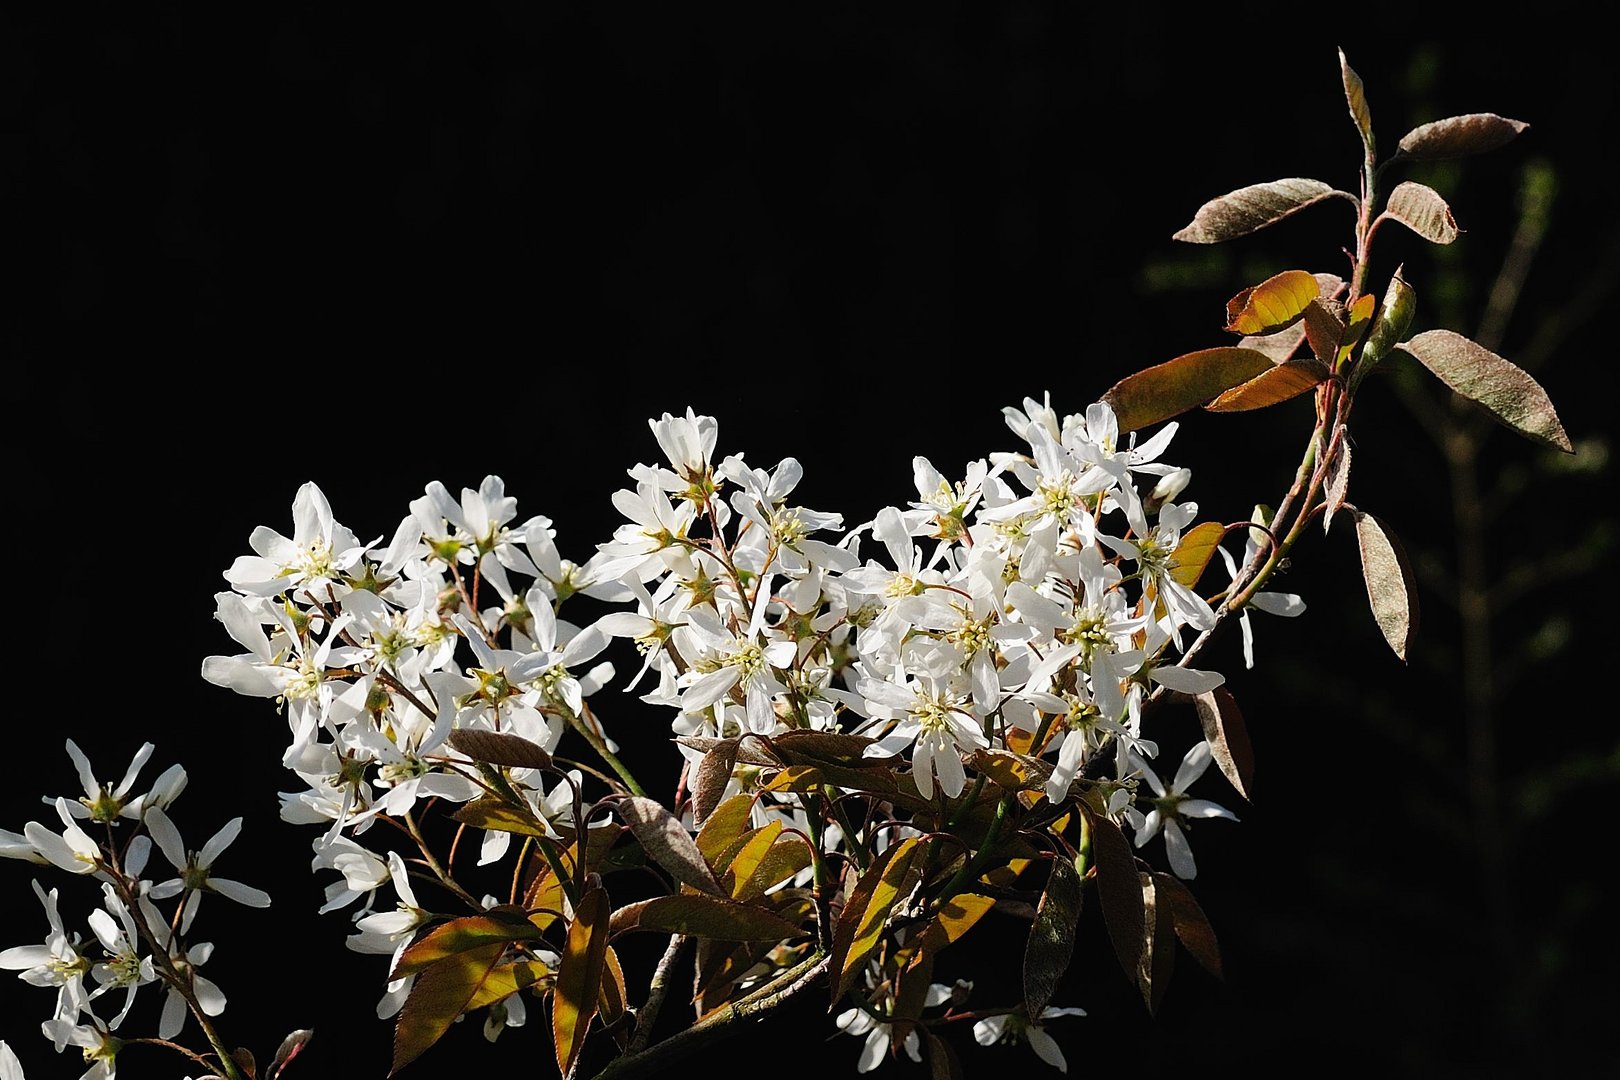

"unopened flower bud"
[1358,268,1416,376]
[1145,467,1192,513]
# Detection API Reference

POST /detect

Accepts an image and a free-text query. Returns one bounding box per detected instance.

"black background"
[8,14,1618,1079]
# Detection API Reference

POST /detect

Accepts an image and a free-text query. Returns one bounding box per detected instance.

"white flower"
[348,852,429,1019]
[23,799,102,876]
[0,881,92,1022]
[144,809,271,933]
[973,1005,1086,1072]
[37,1019,118,1080]
[86,888,156,1029]
[157,941,226,1040]
[58,741,155,824]
[649,407,719,487]
[0,828,46,866]
[857,657,989,800]
[1217,526,1305,669]
[1128,742,1238,879]
[0,1040,22,1080]
[223,481,363,597]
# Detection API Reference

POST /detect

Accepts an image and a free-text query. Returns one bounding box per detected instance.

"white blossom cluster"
[1,743,268,1079]
[4,394,1303,1077]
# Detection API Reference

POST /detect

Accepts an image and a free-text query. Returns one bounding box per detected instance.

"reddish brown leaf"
[1397,330,1572,453]
[1193,688,1254,802]
[1205,359,1330,412]
[1102,348,1275,434]
[1152,873,1223,980]
[691,741,739,827]
[619,796,723,895]
[1352,510,1421,662]
[1384,182,1460,245]
[597,946,627,1027]
[1223,270,1320,336]
[1302,299,1348,365]
[1335,294,1376,368]
[447,728,553,770]
[1173,178,1345,243]
[831,838,923,1000]
[1398,113,1528,159]
[610,894,803,941]
[1081,803,1144,985]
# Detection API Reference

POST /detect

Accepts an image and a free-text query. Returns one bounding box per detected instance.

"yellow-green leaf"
[1206,358,1330,412]
[724,820,783,897]
[1384,181,1459,245]
[914,892,995,959]
[1168,521,1226,589]
[610,894,804,941]
[1353,510,1421,662]
[831,837,923,999]
[761,765,825,793]
[1397,330,1572,452]
[620,796,723,895]
[696,793,756,871]
[553,887,610,1077]
[598,946,627,1027]
[454,797,548,838]
[971,748,1051,793]
[390,942,506,1075]
[1360,270,1416,370]
[1336,294,1376,368]
[1223,270,1320,336]
[1398,113,1527,160]
[1173,178,1344,244]
[392,909,544,980]
[733,838,813,903]
[1024,852,1083,1018]
[1102,348,1275,434]
[466,959,547,1011]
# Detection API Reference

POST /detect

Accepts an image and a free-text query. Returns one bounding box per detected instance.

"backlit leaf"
[610,894,803,941]
[391,943,505,1075]
[733,838,813,903]
[1173,178,1344,244]
[1398,113,1528,159]
[447,729,553,770]
[1336,294,1376,368]
[832,837,923,999]
[914,892,995,958]
[692,741,739,827]
[1397,330,1572,452]
[454,797,548,838]
[1152,873,1223,980]
[724,820,784,897]
[1223,270,1320,336]
[1193,688,1255,802]
[1384,182,1459,244]
[1205,358,1329,412]
[1339,48,1374,158]
[1102,348,1275,434]
[597,946,627,1027]
[466,959,547,1011]
[1353,510,1421,662]
[620,796,723,895]
[696,794,756,870]
[1081,804,1144,984]
[1136,873,1176,1015]
[393,909,544,979]
[1024,852,1083,1018]
[761,765,825,793]
[553,887,610,1077]
[1168,521,1226,589]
